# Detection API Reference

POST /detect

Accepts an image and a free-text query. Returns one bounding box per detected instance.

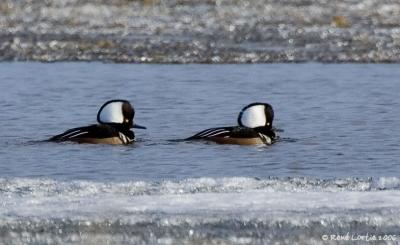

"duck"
[49,99,146,144]
[186,102,277,145]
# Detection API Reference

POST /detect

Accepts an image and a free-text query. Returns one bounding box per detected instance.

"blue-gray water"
[1,63,400,244]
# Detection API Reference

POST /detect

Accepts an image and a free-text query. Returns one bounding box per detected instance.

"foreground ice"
[1,177,400,244]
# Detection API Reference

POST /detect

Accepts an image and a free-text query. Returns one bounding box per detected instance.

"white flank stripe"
[201,129,225,137]
[60,130,82,138]
[207,130,230,137]
[202,129,229,137]
[68,131,89,138]
[197,128,215,137]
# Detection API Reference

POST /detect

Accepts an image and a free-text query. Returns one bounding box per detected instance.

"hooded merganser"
[187,102,277,145]
[49,99,146,145]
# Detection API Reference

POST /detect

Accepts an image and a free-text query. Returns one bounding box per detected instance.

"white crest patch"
[239,104,266,128]
[98,102,124,124]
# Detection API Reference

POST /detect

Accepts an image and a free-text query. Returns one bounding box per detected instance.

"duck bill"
[132,123,146,129]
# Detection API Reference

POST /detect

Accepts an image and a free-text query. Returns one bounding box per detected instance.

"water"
[1,63,400,244]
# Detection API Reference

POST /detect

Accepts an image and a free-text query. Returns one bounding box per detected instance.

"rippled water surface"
[0,63,400,244]
[1,63,399,180]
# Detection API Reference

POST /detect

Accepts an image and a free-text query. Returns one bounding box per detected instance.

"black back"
[49,124,134,142]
